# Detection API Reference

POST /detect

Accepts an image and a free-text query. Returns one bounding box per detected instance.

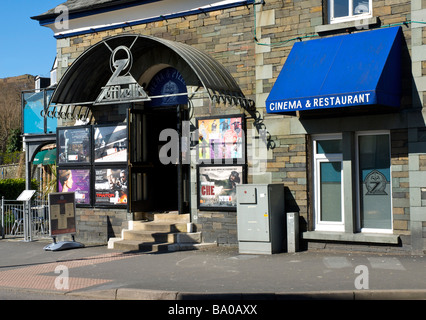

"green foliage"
[0,151,23,165]
[0,179,38,200]
[6,128,22,153]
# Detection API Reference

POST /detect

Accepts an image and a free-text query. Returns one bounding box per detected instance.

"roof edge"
[31,0,153,22]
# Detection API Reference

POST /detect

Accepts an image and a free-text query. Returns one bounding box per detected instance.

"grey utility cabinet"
[236,184,285,254]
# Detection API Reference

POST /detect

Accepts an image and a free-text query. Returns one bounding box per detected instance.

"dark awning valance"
[50,34,249,109]
[266,27,402,114]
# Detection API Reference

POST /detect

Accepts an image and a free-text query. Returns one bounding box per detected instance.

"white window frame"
[329,0,373,24]
[313,134,345,232]
[355,131,393,234]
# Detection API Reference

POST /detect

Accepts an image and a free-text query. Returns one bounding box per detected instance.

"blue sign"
[23,89,57,135]
[147,67,188,107]
[267,91,376,113]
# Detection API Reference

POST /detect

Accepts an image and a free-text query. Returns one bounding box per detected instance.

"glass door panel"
[358,134,392,230]
[320,161,342,222]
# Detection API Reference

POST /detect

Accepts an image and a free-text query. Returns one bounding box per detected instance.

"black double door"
[128,105,189,214]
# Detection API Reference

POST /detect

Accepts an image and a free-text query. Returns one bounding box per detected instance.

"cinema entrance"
[46,34,248,222]
[128,102,189,215]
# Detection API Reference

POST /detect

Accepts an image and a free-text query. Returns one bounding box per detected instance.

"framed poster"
[197,165,245,211]
[94,167,128,206]
[57,168,91,205]
[48,192,76,236]
[94,124,127,163]
[57,126,91,164]
[196,114,245,164]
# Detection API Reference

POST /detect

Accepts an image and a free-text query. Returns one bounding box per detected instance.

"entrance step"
[132,221,188,233]
[108,213,210,253]
[153,213,190,223]
[112,240,172,252]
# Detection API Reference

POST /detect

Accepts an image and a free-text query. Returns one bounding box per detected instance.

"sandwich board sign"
[44,192,84,251]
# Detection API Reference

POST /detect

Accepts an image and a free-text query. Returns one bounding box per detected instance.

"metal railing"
[1,196,50,241]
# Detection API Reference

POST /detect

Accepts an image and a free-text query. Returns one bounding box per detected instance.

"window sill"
[302,230,399,244]
[315,17,379,35]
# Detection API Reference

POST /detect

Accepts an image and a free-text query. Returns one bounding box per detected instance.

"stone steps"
[108,213,211,252]
[131,221,188,233]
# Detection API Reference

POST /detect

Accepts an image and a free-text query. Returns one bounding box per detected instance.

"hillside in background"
[0,75,34,152]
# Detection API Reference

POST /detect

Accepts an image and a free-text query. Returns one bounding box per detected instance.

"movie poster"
[57,127,91,164]
[198,165,244,211]
[94,124,127,162]
[57,169,91,205]
[197,115,244,163]
[95,168,128,206]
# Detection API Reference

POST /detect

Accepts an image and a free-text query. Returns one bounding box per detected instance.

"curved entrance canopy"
[50,34,249,112]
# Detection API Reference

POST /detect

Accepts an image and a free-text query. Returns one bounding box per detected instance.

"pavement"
[1,237,426,301]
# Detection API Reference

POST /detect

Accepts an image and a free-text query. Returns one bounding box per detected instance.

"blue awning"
[266,27,402,114]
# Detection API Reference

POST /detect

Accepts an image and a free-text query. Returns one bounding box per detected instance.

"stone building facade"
[31,0,426,253]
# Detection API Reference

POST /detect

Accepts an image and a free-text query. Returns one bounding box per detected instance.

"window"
[313,134,344,232]
[312,131,393,235]
[328,0,372,24]
[357,132,392,233]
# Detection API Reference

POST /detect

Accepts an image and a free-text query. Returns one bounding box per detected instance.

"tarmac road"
[0,238,426,301]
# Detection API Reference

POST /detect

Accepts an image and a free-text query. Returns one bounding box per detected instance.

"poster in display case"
[94,124,127,163]
[197,165,245,211]
[196,114,245,164]
[57,168,91,205]
[94,167,128,206]
[57,126,91,164]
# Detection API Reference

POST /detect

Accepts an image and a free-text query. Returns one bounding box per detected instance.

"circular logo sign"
[110,45,133,75]
[364,170,388,195]
[147,67,187,107]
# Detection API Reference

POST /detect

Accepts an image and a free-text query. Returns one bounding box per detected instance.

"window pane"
[333,0,349,18]
[316,140,342,154]
[320,162,342,222]
[359,135,392,229]
[353,0,370,15]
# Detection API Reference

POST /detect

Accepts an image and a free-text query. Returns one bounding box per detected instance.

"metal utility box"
[237,184,285,254]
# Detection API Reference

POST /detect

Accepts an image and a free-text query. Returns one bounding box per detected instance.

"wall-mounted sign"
[95,45,150,105]
[267,92,374,113]
[147,67,188,107]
